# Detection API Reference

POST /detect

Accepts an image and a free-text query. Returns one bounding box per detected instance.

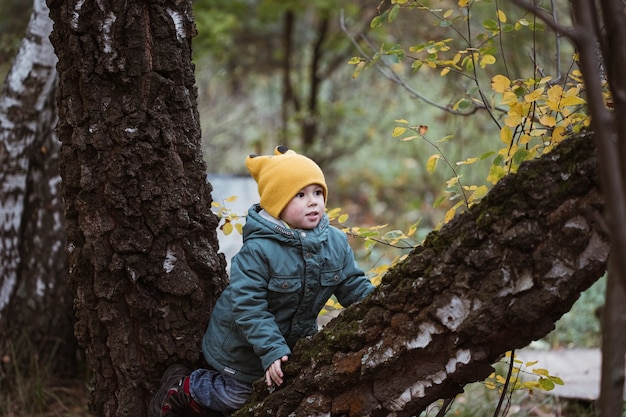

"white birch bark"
[0,0,58,317]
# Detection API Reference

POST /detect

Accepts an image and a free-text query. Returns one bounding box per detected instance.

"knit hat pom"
[245,146,328,219]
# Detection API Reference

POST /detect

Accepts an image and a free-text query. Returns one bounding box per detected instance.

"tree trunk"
[46,0,228,415]
[0,0,77,373]
[234,133,607,417]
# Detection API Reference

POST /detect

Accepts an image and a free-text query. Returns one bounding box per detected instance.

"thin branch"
[511,0,580,41]
[339,9,476,116]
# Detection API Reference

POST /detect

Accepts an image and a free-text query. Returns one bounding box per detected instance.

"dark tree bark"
[234,133,607,417]
[47,0,228,415]
[0,0,77,373]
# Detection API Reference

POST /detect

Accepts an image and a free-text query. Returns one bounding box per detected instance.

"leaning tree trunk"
[47,0,228,415]
[0,0,77,373]
[234,133,607,417]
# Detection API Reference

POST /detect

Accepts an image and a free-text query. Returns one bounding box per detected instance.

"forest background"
[0,0,610,415]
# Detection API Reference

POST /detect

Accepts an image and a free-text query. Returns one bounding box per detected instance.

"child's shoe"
[151,364,207,416]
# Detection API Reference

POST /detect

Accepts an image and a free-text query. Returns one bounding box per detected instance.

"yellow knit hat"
[245,146,328,219]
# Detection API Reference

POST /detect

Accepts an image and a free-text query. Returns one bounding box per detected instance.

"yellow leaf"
[395,119,409,124]
[222,222,233,236]
[441,67,451,76]
[564,85,582,97]
[500,126,513,145]
[504,113,522,127]
[501,91,518,105]
[458,0,469,6]
[211,201,221,207]
[446,176,460,188]
[538,76,552,84]
[547,84,564,102]
[539,114,556,127]
[392,126,407,137]
[552,125,566,142]
[235,223,243,234]
[560,95,586,107]
[427,154,440,173]
[530,128,547,137]
[480,54,496,68]
[497,9,507,23]
[326,207,341,219]
[487,165,506,184]
[352,61,365,79]
[444,201,464,223]
[524,87,545,103]
[469,185,488,202]
[491,74,511,93]
[457,157,479,165]
[225,195,238,202]
[444,206,457,223]
[338,213,349,223]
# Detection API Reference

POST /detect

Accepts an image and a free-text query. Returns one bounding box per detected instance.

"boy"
[151,146,374,416]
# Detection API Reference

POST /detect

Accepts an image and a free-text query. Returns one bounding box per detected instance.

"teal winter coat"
[202,204,374,384]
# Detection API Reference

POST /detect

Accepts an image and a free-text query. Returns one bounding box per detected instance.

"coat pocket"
[268,276,302,293]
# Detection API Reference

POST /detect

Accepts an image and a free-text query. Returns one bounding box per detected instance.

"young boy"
[151,146,375,416]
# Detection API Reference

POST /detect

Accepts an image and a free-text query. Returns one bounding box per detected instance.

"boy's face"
[280,184,326,230]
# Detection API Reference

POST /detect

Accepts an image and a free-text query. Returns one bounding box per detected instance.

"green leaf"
[513,148,531,165]
[538,377,555,391]
[454,98,471,111]
[411,60,424,71]
[371,15,384,29]
[389,4,400,22]
[483,19,498,30]
[433,195,446,208]
[551,376,565,385]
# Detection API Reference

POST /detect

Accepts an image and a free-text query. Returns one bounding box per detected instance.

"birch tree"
[0,0,76,371]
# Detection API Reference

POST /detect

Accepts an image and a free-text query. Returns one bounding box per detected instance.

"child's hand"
[265,355,289,387]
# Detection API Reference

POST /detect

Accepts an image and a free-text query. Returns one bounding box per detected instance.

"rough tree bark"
[47,0,228,415]
[0,0,77,372]
[234,133,607,417]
